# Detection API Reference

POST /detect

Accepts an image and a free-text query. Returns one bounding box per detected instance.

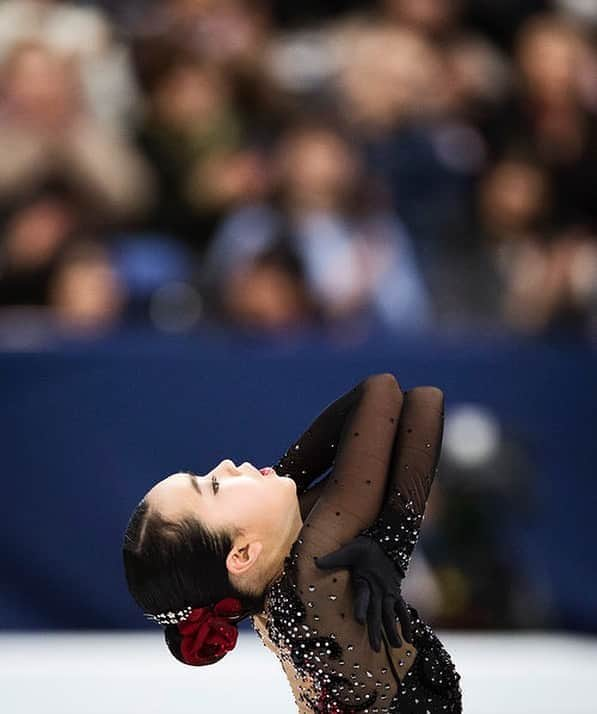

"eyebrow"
[188,474,202,496]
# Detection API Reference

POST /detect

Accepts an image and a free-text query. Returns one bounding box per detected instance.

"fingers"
[395,597,413,644]
[315,544,352,571]
[367,589,382,652]
[353,578,370,625]
[382,596,402,648]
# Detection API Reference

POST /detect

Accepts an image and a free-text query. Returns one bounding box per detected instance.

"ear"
[226,540,263,577]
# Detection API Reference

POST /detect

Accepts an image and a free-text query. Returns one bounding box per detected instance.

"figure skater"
[123,374,461,712]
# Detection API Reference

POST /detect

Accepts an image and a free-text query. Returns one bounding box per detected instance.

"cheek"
[266,479,297,522]
[217,478,296,531]
[245,479,294,527]
[221,480,276,528]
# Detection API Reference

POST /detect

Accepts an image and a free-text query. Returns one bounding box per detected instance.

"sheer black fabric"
[253,375,461,713]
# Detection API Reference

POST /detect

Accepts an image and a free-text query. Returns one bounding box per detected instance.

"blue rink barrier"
[1,329,596,631]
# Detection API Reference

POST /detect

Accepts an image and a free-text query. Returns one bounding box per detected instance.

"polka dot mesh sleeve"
[274,376,398,497]
[361,387,444,574]
[255,377,461,712]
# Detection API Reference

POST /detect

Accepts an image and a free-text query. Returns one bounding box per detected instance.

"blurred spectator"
[487,14,597,227]
[336,26,449,130]
[480,158,550,244]
[442,34,512,126]
[154,0,271,66]
[428,156,548,329]
[334,25,486,257]
[133,1,286,137]
[430,155,597,338]
[0,189,126,334]
[380,0,461,40]
[0,182,80,307]
[0,41,154,222]
[135,46,265,250]
[222,244,319,333]
[203,121,432,330]
[48,239,125,332]
[0,0,139,129]
[501,226,597,337]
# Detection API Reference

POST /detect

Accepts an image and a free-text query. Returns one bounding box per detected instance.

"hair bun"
[165,600,243,667]
[164,624,188,665]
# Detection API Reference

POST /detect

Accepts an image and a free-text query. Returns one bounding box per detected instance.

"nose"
[219,459,239,475]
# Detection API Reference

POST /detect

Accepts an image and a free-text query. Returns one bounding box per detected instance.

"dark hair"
[122,500,263,664]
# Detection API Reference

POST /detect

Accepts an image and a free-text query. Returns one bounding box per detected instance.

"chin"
[273,476,298,508]
[280,475,297,491]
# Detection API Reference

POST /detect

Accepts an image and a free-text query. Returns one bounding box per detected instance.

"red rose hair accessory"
[178,598,244,666]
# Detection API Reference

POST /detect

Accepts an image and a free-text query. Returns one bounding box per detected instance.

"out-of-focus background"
[1,0,596,712]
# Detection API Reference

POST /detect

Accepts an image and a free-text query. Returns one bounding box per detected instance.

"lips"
[259,467,275,476]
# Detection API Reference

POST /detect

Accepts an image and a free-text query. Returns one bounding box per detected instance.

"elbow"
[363,373,402,407]
[408,385,444,413]
[369,373,400,391]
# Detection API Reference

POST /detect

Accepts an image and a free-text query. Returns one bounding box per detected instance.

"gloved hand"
[315,535,412,653]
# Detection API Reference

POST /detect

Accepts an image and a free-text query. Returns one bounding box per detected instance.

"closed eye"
[211,475,219,495]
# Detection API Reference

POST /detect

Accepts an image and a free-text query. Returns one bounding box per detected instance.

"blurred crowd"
[1,0,597,340]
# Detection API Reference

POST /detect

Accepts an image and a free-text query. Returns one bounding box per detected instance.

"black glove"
[315,535,412,653]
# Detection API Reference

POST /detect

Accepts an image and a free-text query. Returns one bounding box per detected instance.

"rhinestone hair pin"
[144,606,193,626]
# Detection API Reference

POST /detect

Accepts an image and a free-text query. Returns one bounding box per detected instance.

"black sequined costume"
[252,375,462,713]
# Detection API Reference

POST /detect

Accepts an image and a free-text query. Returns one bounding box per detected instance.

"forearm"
[282,374,405,499]
[362,387,444,573]
[275,378,368,494]
[296,373,404,543]
[295,375,413,653]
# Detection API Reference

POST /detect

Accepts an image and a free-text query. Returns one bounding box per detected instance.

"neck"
[231,509,304,604]
[263,514,303,591]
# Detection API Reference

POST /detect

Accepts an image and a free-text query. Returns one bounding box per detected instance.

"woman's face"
[146,460,300,540]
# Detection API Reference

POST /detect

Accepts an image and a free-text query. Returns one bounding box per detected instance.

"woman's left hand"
[315,535,412,652]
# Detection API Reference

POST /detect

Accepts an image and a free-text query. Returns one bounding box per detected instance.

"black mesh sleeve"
[274,381,366,495]
[361,387,444,573]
